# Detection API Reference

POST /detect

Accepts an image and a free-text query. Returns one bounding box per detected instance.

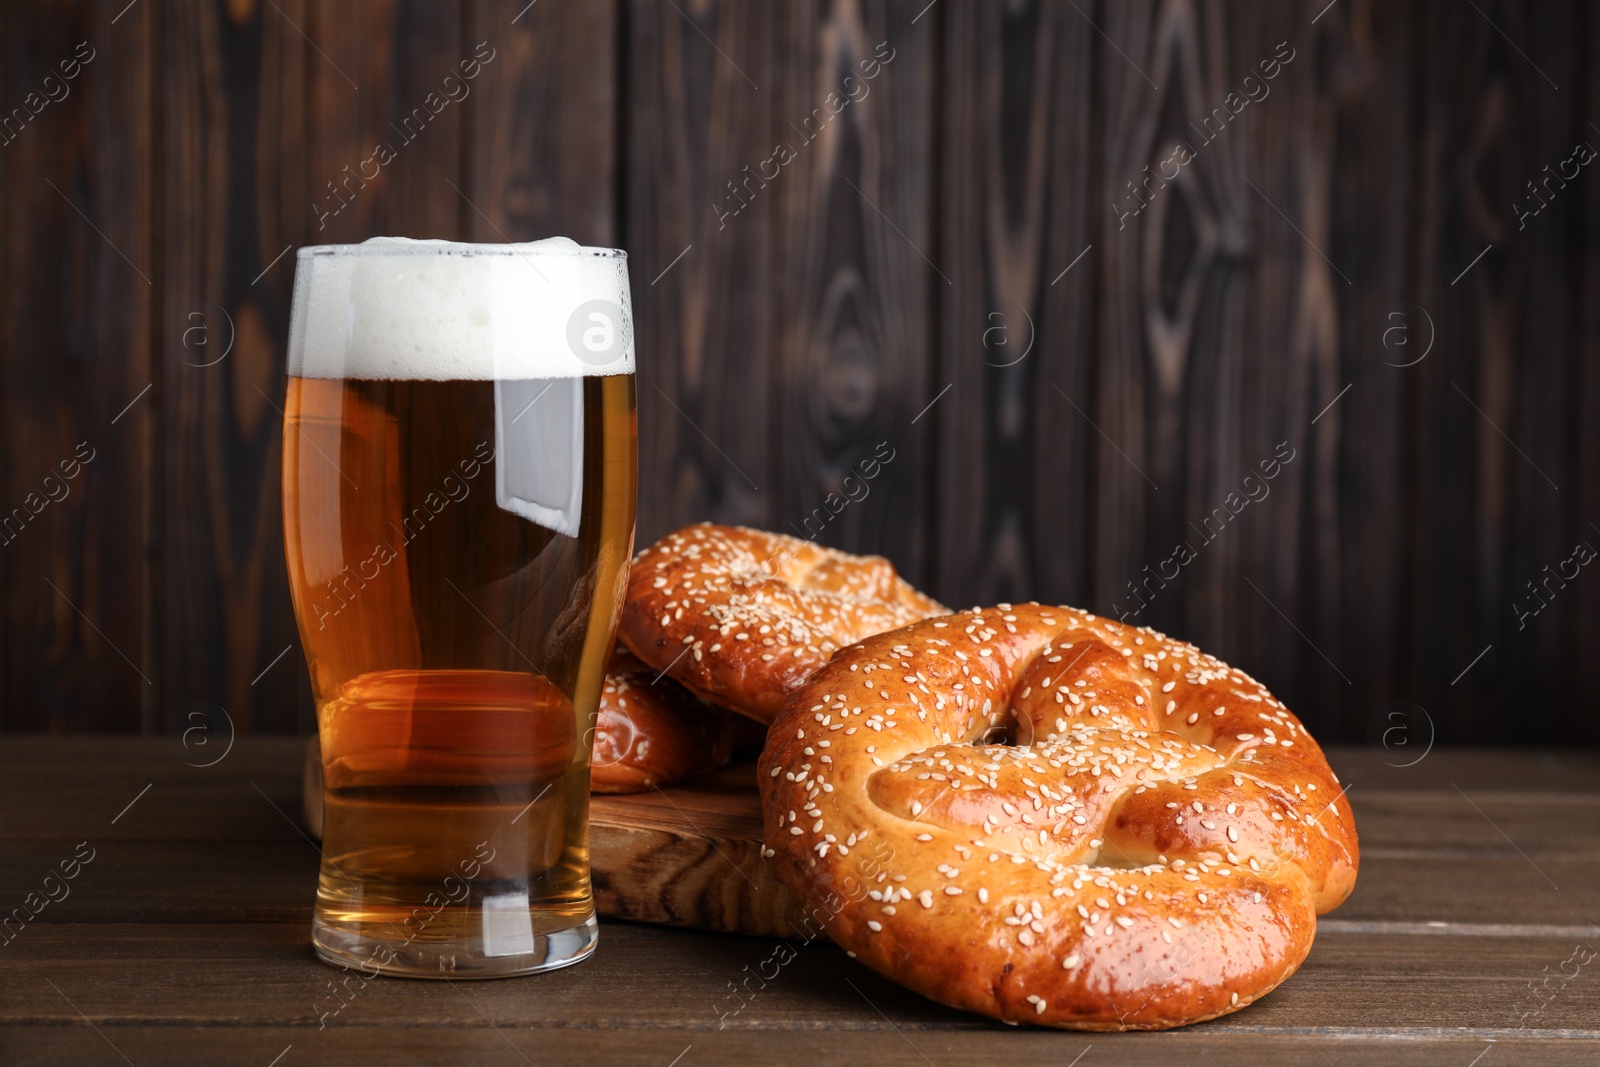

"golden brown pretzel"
[589,649,735,793]
[618,524,948,723]
[758,603,1359,1030]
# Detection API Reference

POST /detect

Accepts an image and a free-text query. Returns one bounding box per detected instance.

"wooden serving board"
[301,739,802,937]
[588,764,803,937]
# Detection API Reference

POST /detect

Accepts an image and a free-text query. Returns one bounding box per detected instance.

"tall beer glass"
[281,237,636,978]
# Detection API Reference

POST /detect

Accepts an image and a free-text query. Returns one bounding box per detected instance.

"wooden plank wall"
[0,0,1592,746]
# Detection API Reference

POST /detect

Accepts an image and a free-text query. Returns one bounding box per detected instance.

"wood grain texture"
[465,0,617,247]
[157,0,309,736]
[590,766,804,937]
[1469,0,1583,749]
[1313,0,1417,738]
[4,923,1600,1036]
[304,0,467,243]
[628,0,773,545]
[934,0,1096,608]
[1093,0,1338,725]
[768,1,935,587]
[0,0,154,731]
[11,739,1600,931]
[1,1028,1596,1067]
[1,0,1598,747]
[1578,2,1600,750]
[4,742,1600,1063]
[1410,0,1582,745]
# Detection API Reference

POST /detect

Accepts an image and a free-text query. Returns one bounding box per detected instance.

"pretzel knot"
[758,603,1359,1031]
[618,524,948,723]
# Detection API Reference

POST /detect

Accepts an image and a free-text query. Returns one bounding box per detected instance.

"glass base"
[312,911,597,979]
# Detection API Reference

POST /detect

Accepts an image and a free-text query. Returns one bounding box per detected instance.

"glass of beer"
[281,237,636,978]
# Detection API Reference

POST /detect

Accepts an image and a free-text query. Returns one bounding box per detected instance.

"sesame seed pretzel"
[758,603,1359,1030]
[617,524,949,723]
[589,649,735,793]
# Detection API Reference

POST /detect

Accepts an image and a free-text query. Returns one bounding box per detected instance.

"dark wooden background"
[1,0,1594,747]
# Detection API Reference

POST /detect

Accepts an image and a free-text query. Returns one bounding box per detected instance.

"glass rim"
[296,241,627,261]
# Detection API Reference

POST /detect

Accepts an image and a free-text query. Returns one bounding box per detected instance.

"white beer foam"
[287,236,634,380]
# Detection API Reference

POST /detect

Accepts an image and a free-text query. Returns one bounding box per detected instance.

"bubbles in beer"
[287,236,634,382]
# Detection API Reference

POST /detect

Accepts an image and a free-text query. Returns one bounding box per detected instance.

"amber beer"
[282,238,636,977]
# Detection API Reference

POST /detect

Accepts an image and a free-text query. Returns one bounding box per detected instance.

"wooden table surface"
[2,739,1597,1066]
